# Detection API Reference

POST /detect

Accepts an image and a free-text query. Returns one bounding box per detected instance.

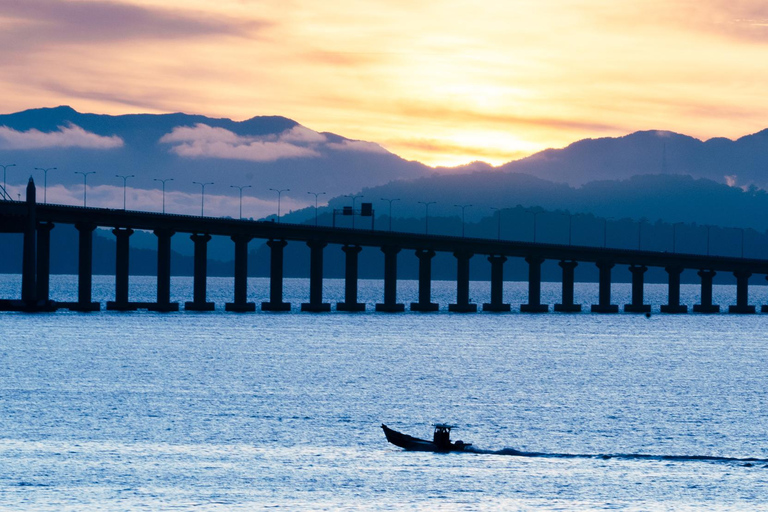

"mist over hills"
[0,106,431,216]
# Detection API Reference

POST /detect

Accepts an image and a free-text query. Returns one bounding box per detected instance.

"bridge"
[1,178,766,314]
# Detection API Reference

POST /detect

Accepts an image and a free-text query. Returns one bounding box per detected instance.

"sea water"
[1,275,768,510]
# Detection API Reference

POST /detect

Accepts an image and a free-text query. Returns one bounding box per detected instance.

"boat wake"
[465,447,768,466]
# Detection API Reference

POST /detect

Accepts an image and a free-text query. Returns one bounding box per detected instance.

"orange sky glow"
[2,0,768,166]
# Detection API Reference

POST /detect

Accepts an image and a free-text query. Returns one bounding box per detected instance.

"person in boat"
[433,424,452,449]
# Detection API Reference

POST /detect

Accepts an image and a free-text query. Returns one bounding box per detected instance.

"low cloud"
[0,123,124,150]
[160,123,387,162]
[326,139,389,153]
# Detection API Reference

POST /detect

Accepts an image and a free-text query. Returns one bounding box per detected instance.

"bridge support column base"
[728,305,756,314]
[660,305,688,314]
[693,304,720,313]
[521,304,549,313]
[301,302,331,312]
[225,302,256,312]
[482,303,511,312]
[0,299,57,312]
[375,303,405,312]
[185,301,215,311]
[448,303,477,313]
[591,304,619,313]
[262,301,291,312]
[761,305,768,313]
[58,301,101,312]
[146,302,180,312]
[410,302,439,312]
[337,302,366,312]
[106,301,141,311]
[554,303,582,313]
[624,304,651,313]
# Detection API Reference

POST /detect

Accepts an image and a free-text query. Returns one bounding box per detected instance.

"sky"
[1,0,768,167]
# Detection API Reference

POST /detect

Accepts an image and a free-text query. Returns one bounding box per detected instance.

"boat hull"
[381,424,470,452]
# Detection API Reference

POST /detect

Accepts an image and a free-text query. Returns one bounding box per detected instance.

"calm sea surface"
[1,275,768,510]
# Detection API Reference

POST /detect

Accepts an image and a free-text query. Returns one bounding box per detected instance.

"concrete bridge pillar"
[376,246,404,312]
[149,229,178,312]
[338,245,365,311]
[411,249,438,311]
[483,255,510,312]
[554,260,581,312]
[107,228,137,311]
[729,270,755,313]
[522,255,548,312]
[591,260,618,313]
[226,234,255,312]
[302,240,331,312]
[762,277,768,313]
[36,222,54,304]
[693,270,719,313]
[449,251,476,312]
[660,266,687,313]
[262,239,290,311]
[21,178,37,305]
[71,223,99,311]
[185,233,215,311]
[624,265,650,313]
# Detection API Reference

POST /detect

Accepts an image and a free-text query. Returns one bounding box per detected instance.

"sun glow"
[2,0,768,167]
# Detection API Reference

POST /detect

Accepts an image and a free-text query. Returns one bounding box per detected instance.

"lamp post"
[153,178,173,214]
[35,167,56,204]
[345,194,364,228]
[74,171,96,207]
[269,188,289,223]
[230,184,252,219]
[637,219,645,250]
[418,201,436,234]
[193,181,214,216]
[1,163,16,199]
[454,204,472,237]
[705,225,712,256]
[115,174,135,210]
[380,197,400,231]
[308,191,326,226]
[526,209,542,243]
[490,207,502,240]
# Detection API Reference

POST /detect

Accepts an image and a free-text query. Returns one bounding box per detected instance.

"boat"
[381,423,472,452]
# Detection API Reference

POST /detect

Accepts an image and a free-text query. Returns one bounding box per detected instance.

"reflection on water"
[1,275,768,510]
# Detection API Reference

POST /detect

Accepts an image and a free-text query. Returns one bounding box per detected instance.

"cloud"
[325,139,389,153]
[0,123,124,150]
[160,123,387,162]
[0,0,263,62]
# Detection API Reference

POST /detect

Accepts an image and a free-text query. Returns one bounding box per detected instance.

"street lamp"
[193,181,214,216]
[74,171,96,207]
[526,209,542,243]
[1,163,16,199]
[308,191,326,226]
[418,201,436,234]
[231,184,252,219]
[269,188,289,223]
[490,207,502,241]
[345,194,364,228]
[154,178,173,213]
[637,219,645,250]
[35,167,56,204]
[454,204,472,237]
[115,174,134,210]
[380,197,400,231]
